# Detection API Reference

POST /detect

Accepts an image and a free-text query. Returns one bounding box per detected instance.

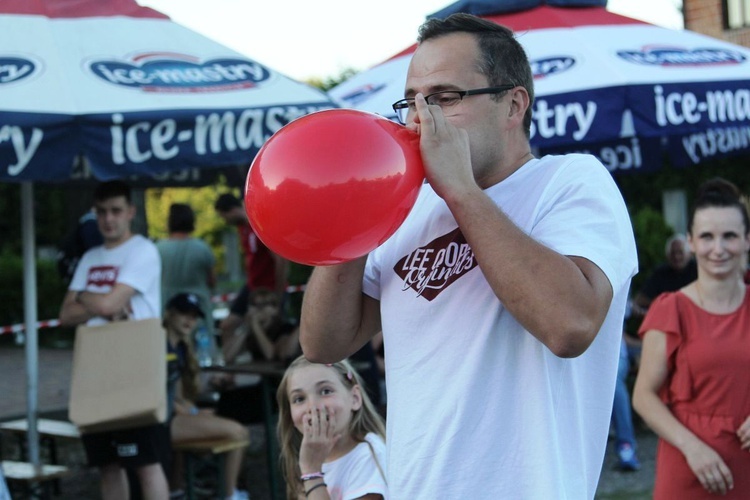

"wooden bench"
[0,418,81,461]
[172,438,250,500]
[0,419,81,496]
[1,460,74,499]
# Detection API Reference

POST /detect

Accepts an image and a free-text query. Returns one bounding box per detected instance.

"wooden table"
[203,360,286,500]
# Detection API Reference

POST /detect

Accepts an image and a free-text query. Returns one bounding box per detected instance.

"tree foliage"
[305,68,359,91]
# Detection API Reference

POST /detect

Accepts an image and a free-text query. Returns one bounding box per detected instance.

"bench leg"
[216,453,226,499]
[45,437,61,495]
[261,378,282,500]
[184,453,195,500]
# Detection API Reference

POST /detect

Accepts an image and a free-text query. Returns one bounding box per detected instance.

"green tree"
[306,68,358,91]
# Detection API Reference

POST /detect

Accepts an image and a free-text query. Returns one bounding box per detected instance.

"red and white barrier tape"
[1,285,307,335]
[210,292,237,304]
[1,319,60,335]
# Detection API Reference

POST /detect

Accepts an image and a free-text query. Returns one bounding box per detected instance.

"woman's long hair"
[164,309,200,401]
[276,356,386,499]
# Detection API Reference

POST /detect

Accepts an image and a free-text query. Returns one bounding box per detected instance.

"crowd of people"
[56,179,388,499]
[49,11,750,500]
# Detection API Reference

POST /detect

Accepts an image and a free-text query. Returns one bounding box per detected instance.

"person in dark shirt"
[632,234,697,317]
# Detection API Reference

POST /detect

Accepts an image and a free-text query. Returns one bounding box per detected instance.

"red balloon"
[245,109,425,266]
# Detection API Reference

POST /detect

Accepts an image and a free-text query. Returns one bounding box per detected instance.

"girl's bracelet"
[305,482,327,497]
[300,471,325,482]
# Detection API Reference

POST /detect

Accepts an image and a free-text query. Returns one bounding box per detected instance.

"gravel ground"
[597,427,657,500]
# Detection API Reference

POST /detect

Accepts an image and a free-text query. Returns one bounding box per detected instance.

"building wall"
[684,0,750,46]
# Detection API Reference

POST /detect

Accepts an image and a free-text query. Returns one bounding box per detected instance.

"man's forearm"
[300,257,371,362]
[59,291,93,326]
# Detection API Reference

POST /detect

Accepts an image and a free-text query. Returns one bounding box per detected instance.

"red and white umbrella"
[0,0,336,184]
[330,2,750,173]
[0,0,336,472]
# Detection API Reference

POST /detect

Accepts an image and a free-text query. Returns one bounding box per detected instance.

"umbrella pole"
[21,181,40,467]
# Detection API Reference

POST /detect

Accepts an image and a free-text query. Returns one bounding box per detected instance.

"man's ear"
[508,86,530,123]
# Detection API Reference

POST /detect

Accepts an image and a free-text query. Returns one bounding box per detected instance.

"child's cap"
[166,293,205,318]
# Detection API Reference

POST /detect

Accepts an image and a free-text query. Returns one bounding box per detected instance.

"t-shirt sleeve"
[198,240,216,268]
[531,155,637,292]
[337,445,388,500]
[363,251,382,301]
[68,249,94,291]
[116,240,161,294]
[637,291,689,402]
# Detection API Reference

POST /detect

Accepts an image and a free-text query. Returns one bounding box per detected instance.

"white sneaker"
[226,489,250,500]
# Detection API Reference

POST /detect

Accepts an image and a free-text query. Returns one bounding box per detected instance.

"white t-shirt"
[322,433,388,500]
[364,154,637,499]
[69,234,161,325]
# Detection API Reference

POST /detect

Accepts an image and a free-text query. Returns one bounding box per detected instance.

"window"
[725,0,750,29]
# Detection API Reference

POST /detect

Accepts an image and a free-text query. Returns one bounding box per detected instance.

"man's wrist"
[75,290,85,304]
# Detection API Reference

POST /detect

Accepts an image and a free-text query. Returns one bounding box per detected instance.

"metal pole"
[21,181,40,467]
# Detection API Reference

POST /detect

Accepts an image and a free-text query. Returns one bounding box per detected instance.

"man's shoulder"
[127,234,158,249]
[538,152,604,168]
[523,154,610,186]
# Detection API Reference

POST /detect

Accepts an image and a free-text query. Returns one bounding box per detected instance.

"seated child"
[276,356,388,499]
[164,293,249,500]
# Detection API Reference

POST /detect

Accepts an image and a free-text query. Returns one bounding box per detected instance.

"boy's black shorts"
[81,423,170,469]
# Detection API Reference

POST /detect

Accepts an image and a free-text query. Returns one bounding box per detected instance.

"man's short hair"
[417,13,535,138]
[665,233,688,255]
[168,203,195,233]
[214,193,242,212]
[93,180,131,204]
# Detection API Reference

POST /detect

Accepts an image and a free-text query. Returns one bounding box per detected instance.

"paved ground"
[0,346,657,499]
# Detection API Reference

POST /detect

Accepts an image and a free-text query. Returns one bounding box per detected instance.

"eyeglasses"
[391,85,515,124]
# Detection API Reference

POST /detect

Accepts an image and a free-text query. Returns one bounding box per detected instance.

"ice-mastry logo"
[0,57,38,85]
[88,52,271,92]
[617,46,747,66]
[531,56,576,79]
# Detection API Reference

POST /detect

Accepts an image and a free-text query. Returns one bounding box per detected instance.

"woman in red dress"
[633,178,750,499]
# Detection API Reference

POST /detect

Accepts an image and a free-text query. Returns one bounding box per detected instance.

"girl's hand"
[738,415,750,451]
[684,440,734,495]
[298,406,340,473]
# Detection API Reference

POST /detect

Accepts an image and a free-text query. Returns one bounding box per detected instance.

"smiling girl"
[276,356,387,500]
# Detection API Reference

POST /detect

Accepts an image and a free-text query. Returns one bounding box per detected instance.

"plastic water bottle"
[195,326,213,367]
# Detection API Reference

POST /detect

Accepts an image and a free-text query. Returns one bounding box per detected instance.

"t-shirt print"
[86,265,118,289]
[393,227,477,300]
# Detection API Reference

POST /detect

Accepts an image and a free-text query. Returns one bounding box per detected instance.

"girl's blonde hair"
[163,309,200,401]
[276,355,385,499]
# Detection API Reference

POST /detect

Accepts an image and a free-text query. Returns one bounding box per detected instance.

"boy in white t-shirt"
[59,180,167,500]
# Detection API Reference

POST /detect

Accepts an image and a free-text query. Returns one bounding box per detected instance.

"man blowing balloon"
[300,13,637,499]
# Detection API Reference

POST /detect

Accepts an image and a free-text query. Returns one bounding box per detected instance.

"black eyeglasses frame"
[391,85,516,124]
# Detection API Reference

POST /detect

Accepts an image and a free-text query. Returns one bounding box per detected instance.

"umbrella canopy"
[0,0,336,474]
[0,0,336,184]
[329,1,750,173]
